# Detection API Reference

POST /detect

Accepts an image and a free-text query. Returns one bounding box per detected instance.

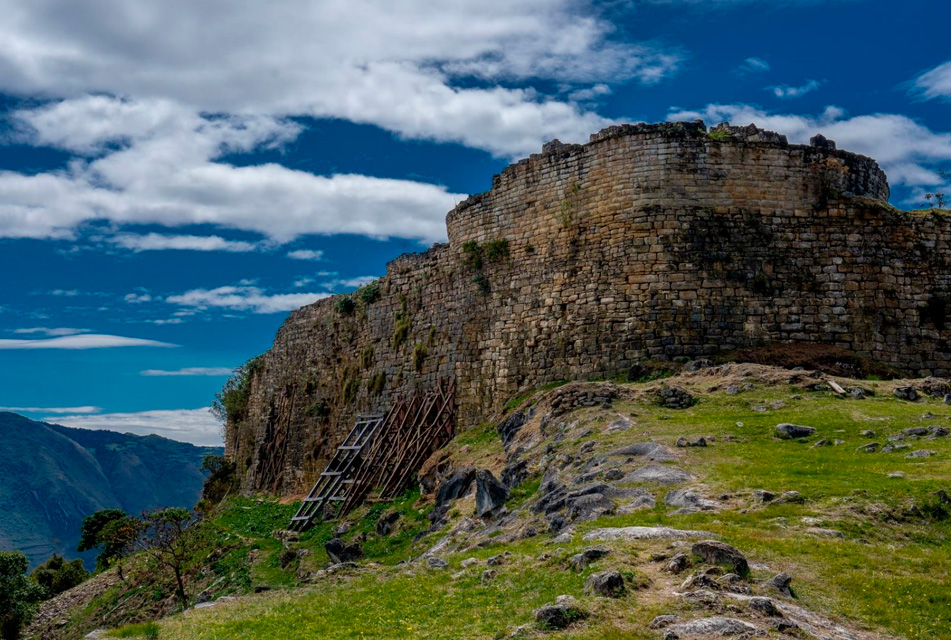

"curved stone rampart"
[227,122,951,495]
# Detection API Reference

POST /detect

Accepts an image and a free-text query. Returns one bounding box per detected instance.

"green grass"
[111,621,159,638]
[78,376,951,640]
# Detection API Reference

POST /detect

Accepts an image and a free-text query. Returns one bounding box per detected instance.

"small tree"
[78,509,140,574]
[0,551,45,640]
[30,554,89,598]
[139,508,206,609]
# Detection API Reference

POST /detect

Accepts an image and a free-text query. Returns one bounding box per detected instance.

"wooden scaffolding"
[289,379,455,531]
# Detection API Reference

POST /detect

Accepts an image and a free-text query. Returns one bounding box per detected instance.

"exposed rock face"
[225,121,951,495]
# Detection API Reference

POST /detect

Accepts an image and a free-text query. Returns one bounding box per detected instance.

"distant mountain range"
[0,412,222,568]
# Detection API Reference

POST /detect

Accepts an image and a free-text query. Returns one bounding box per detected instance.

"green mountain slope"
[0,412,221,568]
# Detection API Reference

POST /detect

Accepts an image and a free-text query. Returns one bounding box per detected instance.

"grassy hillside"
[34,366,951,640]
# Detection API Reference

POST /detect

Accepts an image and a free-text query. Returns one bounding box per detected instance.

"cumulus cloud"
[140,367,234,377]
[109,232,260,253]
[1,96,465,243]
[0,1,670,153]
[46,408,223,446]
[0,334,175,349]
[286,250,325,261]
[0,2,693,245]
[667,104,951,190]
[0,405,101,414]
[12,327,89,336]
[912,61,951,101]
[166,284,331,314]
[769,80,820,99]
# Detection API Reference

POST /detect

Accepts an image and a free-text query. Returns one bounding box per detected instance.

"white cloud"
[0,405,101,414]
[769,80,820,99]
[0,96,465,243]
[109,232,260,253]
[124,292,152,304]
[292,277,315,288]
[0,1,671,154]
[912,61,951,101]
[0,334,175,349]
[47,289,80,297]
[12,327,89,336]
[46,408,223,446]
[0,1,693,245]
[166,284,331,314]
[738,57,770,74]
[286,249,325,261]
[140,367,234,377]
[667,104,951,190]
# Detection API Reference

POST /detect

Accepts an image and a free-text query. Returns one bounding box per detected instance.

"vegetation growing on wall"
[212,356,263,425]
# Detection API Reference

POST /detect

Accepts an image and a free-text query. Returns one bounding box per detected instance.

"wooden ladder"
[288,413,385,531]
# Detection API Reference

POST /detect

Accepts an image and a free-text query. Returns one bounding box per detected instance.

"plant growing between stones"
[412,343,428,373]
[212,356,263,425]
[335,295,356,315]
[358,282,381,305]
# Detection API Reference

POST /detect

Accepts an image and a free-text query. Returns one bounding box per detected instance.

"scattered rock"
[534,595,588,630]
[665,553,692,574]
[929,426,950,437]
[427,556,448,569]
[888,471,905,479]
[906,449,937,459]
[749,597,782,617]
[856,442,880,453]
[775,423,816,439]
[584,571,626,597]
[903,427,929,437]
[649,615,680,629]
[475,469,509,517]
[583,526,713,542]
[894,386,919,401]
[481,569,496,582]
[624,465,693,485]
[501,459,529,489]
[752,490,775,503]
[617,493,656,513]
[658,386,697,409]
[775,491,803,504]
[570,546,609,571]
[668,617,757,636]
[607,442,677,462]
[881,443,910,453]
[765,573,793,597]
[430,466,476,523]
[324,538,363,564]
[461,557,479,568]
[604,468,624,481]
[606,417,632,433]
[486,554,505,566]
[809,438,833,448]
[860,430,876,438]
[376,511,400,536]
[666,489,720,513]
[691,540,749,576]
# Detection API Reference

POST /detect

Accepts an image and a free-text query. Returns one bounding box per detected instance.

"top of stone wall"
[447,120,888,220]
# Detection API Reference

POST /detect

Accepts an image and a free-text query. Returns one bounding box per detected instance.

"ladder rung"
[321,471,343,476]
[290,516,311,521]
[338,445,362,450]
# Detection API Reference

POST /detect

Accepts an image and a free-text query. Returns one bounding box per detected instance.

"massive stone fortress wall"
[228,121,951,495]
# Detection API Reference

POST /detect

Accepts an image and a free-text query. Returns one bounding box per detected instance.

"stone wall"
[227,121,951,495]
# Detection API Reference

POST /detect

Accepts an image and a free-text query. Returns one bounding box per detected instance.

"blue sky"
[0,0,948,445]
